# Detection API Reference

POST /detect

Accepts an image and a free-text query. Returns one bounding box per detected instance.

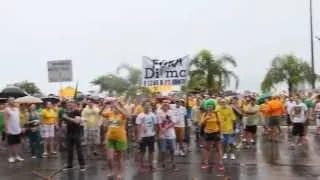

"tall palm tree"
[189,49,239,94]
[261,54,315,94]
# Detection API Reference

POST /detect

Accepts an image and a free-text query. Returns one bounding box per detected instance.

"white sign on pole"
[142,56,190,87]
[47,60,73,82]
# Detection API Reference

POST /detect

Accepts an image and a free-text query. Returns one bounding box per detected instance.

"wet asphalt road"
[2,127,320,180]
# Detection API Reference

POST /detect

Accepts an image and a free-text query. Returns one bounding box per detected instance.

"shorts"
[7,134,21,145]
[41,124,55,138]
[159,139,176,153]
[175,127,185,142]
[292,123,305,137]
[204,132,221,142]
[223,134,234,144]
[268,116,280,128]
[139,136,155,153]
[245,125,257,134]
[106,139,128,151]
[86,128,100,145]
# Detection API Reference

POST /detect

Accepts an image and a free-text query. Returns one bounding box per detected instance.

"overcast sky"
[0,0,319,94]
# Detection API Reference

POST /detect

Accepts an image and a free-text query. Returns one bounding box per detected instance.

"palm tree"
[261,54,315,94]
[189,49,239,94]
[92,64,149,98]
[117,64,143,98]
[91,74,129,94]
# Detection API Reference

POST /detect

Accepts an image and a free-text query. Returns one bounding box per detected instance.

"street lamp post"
[309,0,315,89]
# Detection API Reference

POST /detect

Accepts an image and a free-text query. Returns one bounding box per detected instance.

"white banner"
[47,60,73,82]
[142,56,190,87]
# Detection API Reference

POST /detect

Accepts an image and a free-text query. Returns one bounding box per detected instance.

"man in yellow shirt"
[82,100,100,156]
[217,99,236,160]
[41,102,58,157]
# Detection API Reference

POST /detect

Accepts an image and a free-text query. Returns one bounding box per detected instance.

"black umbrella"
[42,94,60,104]
[0,86,28,98]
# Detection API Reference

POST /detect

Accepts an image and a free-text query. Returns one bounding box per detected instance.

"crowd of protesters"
[0,92,319,180]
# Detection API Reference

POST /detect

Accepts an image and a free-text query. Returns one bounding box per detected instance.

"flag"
[73,81,79,100]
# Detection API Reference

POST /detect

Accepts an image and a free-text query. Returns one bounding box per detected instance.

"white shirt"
[285,101,296,114]
[136,112,156,137]
[290,103,308,123]
[157,109,176,139]
[172,106,187,128]
[5,107,22,135]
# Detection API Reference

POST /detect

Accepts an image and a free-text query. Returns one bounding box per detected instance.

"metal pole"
[309,0,315,89]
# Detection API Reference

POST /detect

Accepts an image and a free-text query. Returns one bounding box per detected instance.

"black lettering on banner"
[165,71,178,78]
[144,68,154,78]
[179,70,186,77]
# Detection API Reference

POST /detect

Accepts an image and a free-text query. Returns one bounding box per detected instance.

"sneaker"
[242,138,247,143]
[32,156,37,159]
[15,156,24,162]
[223,154,228,160]
[179,150,185,157]
[42,152,48,158]
[201,164,209,169]
[63,166,73,171]
[250,139,255,143]
[80,167,86,172]
[8,157,15,163]
[51,151,57,155]
[229,153,236,160]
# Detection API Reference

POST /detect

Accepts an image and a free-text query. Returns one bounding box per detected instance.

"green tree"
[91,74,129,94]
[92,64,147,98]
[189,49,239,94]
[14,81,41,95]
[117,64,143,98]
[261,54,315,94]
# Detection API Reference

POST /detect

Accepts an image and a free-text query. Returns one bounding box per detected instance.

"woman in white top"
[4,97,24,163]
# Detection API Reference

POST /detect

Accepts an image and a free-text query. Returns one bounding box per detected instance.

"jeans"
[28,131,42,157]
[67,135,85,167]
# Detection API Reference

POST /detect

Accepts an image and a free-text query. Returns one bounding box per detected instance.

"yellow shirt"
[201,112,220,133]
[217,106,236,134]
[41,108,58,125]
[81,106,100,129]
[20,111,29,127]
[103,111,127,141]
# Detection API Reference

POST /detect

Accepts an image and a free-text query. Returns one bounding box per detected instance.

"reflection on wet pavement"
[1,127,320,180]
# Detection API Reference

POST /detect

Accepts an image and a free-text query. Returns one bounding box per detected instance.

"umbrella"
[256,92,272,105]
[15,95,43,104]
[0,86,28,98]
[42,94,60,104]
